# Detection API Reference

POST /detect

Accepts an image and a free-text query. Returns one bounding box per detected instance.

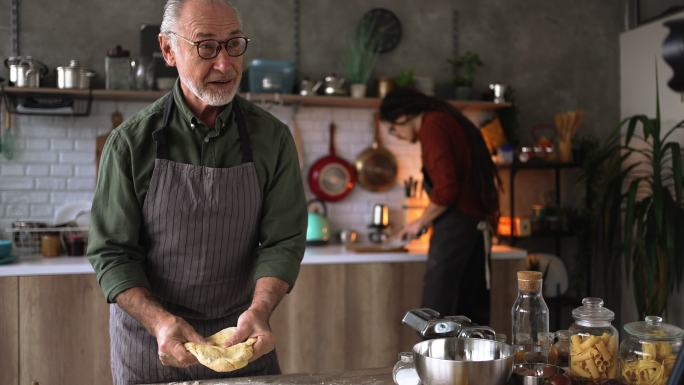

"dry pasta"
[620,341,677,385]
[570,332,617,380]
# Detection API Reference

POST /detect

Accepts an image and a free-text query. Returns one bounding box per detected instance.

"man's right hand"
[154,315,206,368]
[115,287,207,368]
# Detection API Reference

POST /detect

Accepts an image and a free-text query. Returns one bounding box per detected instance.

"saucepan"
[413,337,514,385]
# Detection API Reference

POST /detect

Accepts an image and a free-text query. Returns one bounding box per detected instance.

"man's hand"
[154,315,207,367]
[222,277,289,361]
[115,287,206,368]
[224,307,275,361]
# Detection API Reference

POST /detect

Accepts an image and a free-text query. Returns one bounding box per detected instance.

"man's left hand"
[224,307,274,362]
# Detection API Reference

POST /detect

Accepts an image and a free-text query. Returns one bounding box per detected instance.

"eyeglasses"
[388,117,411,136]
[168,31,250,59]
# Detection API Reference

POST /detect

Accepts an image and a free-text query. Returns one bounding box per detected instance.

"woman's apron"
[421,167,491,326]
[109,95,279,385]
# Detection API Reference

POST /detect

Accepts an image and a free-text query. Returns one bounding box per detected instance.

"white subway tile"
[1,191,49,204]
[51,165,73,177]
[67,178,95,191]
[1,164,24,176]
[74,165,96,177]
[1,177,33,190]
[20,125,68,139]
[26,165,49,176]
[30,204,53,217]
[19,151,58,163]
[51,191,94,204]
[4,204,29,218]
[25,139,50,150]
[59,152,93,164]
[35,178,67,190]
[74,139,95,151]
[50,139,73,151]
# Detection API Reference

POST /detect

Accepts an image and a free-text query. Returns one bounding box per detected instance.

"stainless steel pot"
[413,337,514,385]
[4,56,48,87]
[57,59,95,89]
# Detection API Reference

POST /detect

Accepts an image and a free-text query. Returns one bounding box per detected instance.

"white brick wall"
[1,101,423,240]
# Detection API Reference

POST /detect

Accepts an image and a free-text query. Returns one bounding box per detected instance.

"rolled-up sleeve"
[87,130,150,303]
[253,127,307,291]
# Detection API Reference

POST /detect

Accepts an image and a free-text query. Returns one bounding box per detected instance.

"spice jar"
[41,234,61,257]
[619,316,683,385]
[569,297,619,380]
[105,45,132,90]
[549,329,571,368]
[64,233,86,256]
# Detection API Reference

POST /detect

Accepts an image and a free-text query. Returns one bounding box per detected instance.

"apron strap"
[234,101,253,163]
[152,94,254,164]
[477,220,493,291]
[152,93,174,160]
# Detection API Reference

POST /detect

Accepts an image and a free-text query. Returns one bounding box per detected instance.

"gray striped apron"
[109,95,279,385]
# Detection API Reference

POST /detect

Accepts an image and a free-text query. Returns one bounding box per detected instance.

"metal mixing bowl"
[413,337,514,385]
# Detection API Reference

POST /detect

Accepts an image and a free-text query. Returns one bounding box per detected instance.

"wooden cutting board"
[96,111,123,179]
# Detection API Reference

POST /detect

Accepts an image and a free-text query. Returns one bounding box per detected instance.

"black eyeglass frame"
[167,31,251,59]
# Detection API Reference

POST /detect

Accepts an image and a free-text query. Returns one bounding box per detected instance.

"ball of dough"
[184,327,256,372]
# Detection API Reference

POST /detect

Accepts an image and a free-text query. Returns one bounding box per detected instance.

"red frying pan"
[308,122,356,202]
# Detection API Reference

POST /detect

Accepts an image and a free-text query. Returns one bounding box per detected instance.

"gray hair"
[160,0,242,41]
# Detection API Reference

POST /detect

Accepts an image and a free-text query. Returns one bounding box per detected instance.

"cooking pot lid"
[624,316,684,341]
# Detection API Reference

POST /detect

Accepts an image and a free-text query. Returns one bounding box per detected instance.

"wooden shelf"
[1,86,513,110]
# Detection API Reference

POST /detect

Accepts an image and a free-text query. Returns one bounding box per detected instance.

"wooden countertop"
[0,245,526,277]
[144,367,394,385]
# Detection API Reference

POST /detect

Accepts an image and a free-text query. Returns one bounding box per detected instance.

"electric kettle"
[306,199,330,245]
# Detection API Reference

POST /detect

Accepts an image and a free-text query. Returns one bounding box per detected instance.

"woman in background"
[380,88,501,325]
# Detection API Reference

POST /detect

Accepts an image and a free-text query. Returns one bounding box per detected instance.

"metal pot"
[355,113,398,192]
[4,56,48,87]
[413,337,514,385]
[57,59,95,89]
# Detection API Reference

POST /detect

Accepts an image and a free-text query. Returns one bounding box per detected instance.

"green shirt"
[87,82,307,303]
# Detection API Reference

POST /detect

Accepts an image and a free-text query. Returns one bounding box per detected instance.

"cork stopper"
[517,271,543,292]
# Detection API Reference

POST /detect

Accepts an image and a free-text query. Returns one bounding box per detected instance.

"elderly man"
[87,0,307,383]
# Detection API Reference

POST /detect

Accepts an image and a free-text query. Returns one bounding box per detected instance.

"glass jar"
[568,297,619,380]
[549,330,571,368]
[512,271,550,363]
[619,316,683,385]
[392,352,420,385]
[105,45,132,90]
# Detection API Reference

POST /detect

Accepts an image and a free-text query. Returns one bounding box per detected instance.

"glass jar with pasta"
[568,297,619,381]
[619,316,683,385]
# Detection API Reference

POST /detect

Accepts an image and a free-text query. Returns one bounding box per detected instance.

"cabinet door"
[19,275,112,385]
[0,277,19,385]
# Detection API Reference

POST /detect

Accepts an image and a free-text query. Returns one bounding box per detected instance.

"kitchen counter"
[145,367,394,385]
[0,244,525,277]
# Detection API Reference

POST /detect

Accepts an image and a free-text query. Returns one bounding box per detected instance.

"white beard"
[181,77,238,107]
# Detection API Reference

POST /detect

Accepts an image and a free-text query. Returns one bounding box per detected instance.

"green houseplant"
[448,51,483,100]
[344,22,379,98]
[587,69,684,318]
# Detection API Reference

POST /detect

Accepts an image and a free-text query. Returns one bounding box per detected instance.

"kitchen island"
[0,245,525,385]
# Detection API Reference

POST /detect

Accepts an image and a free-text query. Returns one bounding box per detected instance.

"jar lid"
[624,316,684,341]
[571,297,614,322]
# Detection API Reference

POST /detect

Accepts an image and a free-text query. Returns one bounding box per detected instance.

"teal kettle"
[306,199,330,245]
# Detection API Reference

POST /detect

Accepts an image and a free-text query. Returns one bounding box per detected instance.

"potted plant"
[586,70,684,318]
[394,68,415,88]
[448,51,483,100]
[344,22,379,98]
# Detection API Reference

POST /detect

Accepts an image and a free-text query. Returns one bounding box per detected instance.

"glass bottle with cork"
[512,270,550,363]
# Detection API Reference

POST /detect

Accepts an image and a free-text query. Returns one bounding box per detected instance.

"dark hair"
[380,87,502,220]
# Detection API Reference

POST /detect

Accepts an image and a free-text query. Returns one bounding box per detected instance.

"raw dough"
[184,327,256,372]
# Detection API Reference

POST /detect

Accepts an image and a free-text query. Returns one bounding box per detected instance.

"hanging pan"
[355,112,398,192]
[307,122,356,202]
